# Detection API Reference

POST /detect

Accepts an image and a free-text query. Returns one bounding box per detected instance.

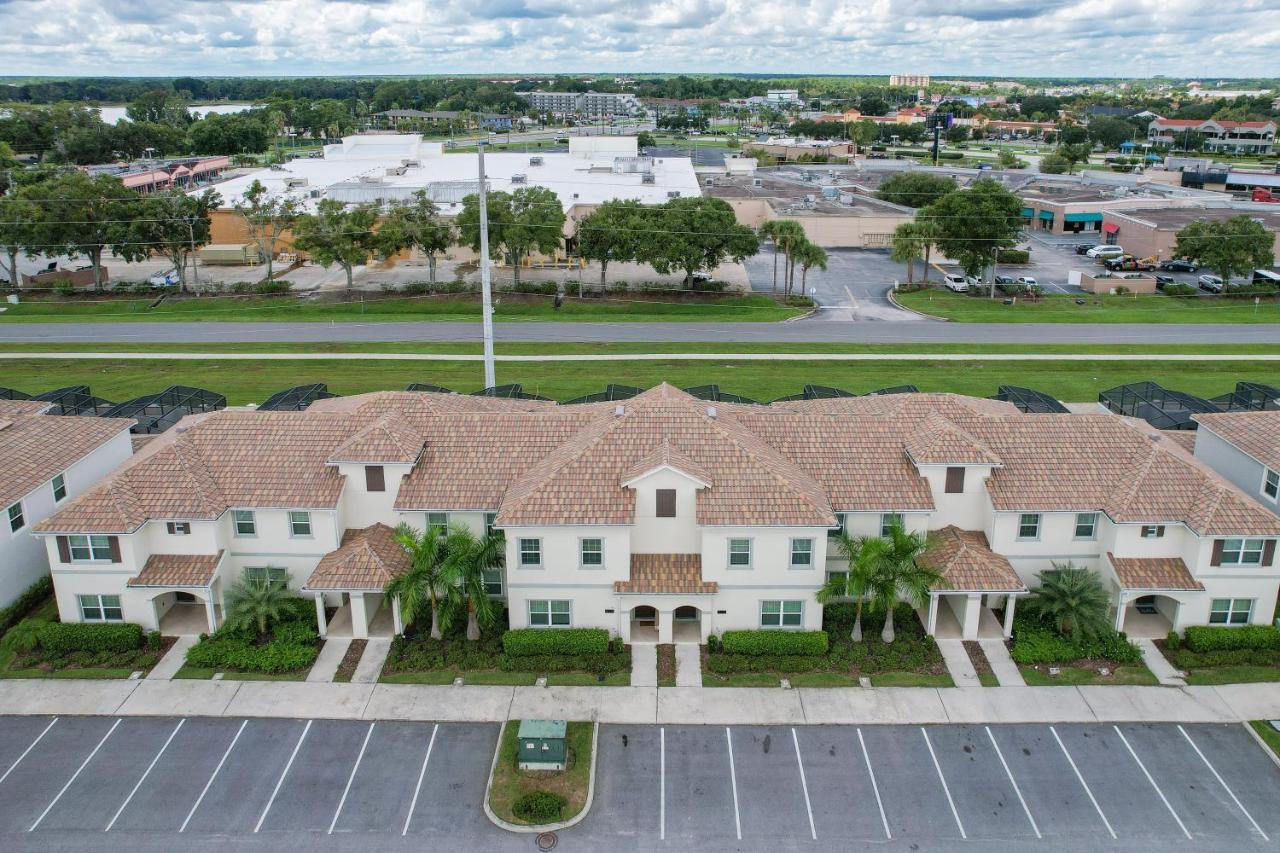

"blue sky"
[0,0,1277,78]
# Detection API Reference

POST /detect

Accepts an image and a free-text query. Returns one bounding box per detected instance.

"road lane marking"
[30,718,121,831]
[1113,725,1191,840]
[106,718,185,831]
[0,718,58,786]
[254,719,312,833]
[725,727,742,841]
[856,728,891,840]
[181,719,247,832]
[921,727,966,839]
[402,723,439,836]
[659,727,665,841]
[985,726,1040,839]
[1178,725,1268,841]
[329,722,375,834]
[790,728,817,840]
[1049,726,1115,839]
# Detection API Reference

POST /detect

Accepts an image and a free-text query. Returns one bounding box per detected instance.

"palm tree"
[1024,563,1111,639]
[758,221,781,293]
[772,221,807,298]
[816,530,880,642]
[442,525,504,641]
[385,522,451,640]
[916,219,940,284]
[890,221,925,283]
[224,568,293,637]
[865,524,940,643]
[796,241,827,298]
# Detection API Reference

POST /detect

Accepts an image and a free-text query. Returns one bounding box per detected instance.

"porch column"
[314,592,328,638]
[392,594,404,636]
[204,590,219,633]
[657,608,673,644]
[1113,590,1127,632]
[1002,595,1016,639]
[350,594,370,640]
[926,594,939,636]
[961,594,982,641]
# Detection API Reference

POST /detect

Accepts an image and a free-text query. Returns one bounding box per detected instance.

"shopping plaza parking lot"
[0,716,1276,852]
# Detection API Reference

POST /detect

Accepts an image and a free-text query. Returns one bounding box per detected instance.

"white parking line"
[0,717,58,787]
[856,728,891,840]
[254,719,312,833]
[985,726,1040,839]
[790,728,817,841]
[29,718,121,832]
[328,722,375,834]
[1049,725,1116,839]
[920,727,966,839]
[1113,725,1192,840]
[659,727,665,841]
[401,723,438,836]
[105,718,185,831]
[181,719,247,833]
[1178,725,1268,841]
[725,727,742,841]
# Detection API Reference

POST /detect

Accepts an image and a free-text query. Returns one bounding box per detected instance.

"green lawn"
[978,673,1000,687]
[1183,666,1280,686]
[379,670,459,685]
[172,665,308,681]
[544,672,630,686]
[1018,664,1159,686]
[897,290,1280,323]
[488,721,593,826]
[0,293,803,323]
[702,672,780,687]
[0,598,154,679]
[787,672,862,687]
[1249,721,1280,760]
[869,672,955,688]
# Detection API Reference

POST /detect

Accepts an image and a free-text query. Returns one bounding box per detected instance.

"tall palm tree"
[772,221,807,298]
[1025,563,1111,639]
[796,241,827,297]
[890,221,925,283]
[816,530,881,642]
[758,221,781,293]
[386,522,451,640]
[442,525,504,641]
[224,568,293,637]
[865,524,940,643]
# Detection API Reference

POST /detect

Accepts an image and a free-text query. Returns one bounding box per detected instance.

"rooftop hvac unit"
[752,178,763,187]
[309,189,322,198]
[529,156,544,166]
[641,173,655,184]
[385,165,408,176]
[511,173,527,184]
[401,159,420,167]
[667,190,681,198]
[704,177,716,186]
[359,175,384,184]
[284,177,309,188]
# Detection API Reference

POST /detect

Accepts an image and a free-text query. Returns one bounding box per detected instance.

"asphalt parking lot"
[0,717,1275,852]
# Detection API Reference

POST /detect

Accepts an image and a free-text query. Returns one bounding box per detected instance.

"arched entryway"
[146,588,219,635]
[672,605,701,643]
[630,605,658,643]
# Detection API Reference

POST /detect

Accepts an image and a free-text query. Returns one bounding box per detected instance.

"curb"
[1242,720,1280,772]
[483,719,600,834]
[887,287,949,321]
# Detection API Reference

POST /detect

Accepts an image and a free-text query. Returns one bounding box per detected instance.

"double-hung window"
[482,569,504,597]
[1209,598,1254,625]
[1220,538,1265,566]
[245,567,288,588]
[78,594,123,623]
[68,534,113,562]
[6,501,24,533]
[789,538,813,568]
[233,510,256,537]
[1265,469,1279,502]
[426,512,450,529]
[1074,512,1098,540]
[760,600,803,628]
[579,538,603,568]
[519,538,542,568]
[529,599,570,627]
[288,511,312,538]
[166,521,191,536]
[728,538,752,568]
[51,473,67,503]
[880,513,904,537]
[1017,513,1041,540]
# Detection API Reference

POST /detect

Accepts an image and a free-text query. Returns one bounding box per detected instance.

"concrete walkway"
[305,638,351,683]
[631,644,657,688]
[675,644,701,687]
[936,640,980,687]
[352,638,391,684]
[1138,638,1187,687]
[145,636,195,681]
[979,639,1027,687]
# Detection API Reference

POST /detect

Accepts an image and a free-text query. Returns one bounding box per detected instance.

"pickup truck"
[1104,256,1156,272]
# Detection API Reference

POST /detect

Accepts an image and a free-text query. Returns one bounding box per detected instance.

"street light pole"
[477,142,496,389]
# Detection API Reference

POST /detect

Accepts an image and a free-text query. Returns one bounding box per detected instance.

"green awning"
[1020,207,1034,217]
[1064,212,1103,223]
[1038,210,1054,221]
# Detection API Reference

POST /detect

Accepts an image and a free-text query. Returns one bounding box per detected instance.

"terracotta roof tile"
[615,553,717,594]
[1195,412,1280,472]
[0,412,132,510]
[128,551,223,588]
[328,417,426,464]
[0,400,51,417]
[904,413,1002,466]
[304,523,410,590]
[621,439,714,487]
[919,526,1025,592]
[1107,553,1204,591]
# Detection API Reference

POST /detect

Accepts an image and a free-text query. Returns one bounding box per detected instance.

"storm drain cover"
[536,831,558,850]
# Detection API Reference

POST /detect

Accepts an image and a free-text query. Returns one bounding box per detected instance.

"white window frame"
[233,509,256,537]
[288,511,313,538]
[1220,538,1265,567]
[1074,512,1098,540]
[1209,597,1254,625]
[760,599,803,629]
[1017,513,1041,540]
[166,521,192,536]
[518,538,542,568]
[244,566,288,588]
[1141,525,1165,539]
[482,568,504,597]
[528,599,571,628]
[7,501,24,533]
[78,593,123,623]
[579,537,604,569]
[789,537,814,569]
[880,513,904,537]
[426,512,450,529]
[1264,468,1279,502]
[68,534,113,562]
[51,473,67,503]
[727,537,753,569]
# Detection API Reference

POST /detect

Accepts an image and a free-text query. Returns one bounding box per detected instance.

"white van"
[1086,245,1124,259]
[943,274,969,292]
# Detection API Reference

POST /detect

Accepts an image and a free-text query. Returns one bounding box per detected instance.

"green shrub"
[273,621,318,646]
[499,652,629,674]
[996,249,1030,264]
[1170,647,1280,668]
[938,151,963,160]
[1,619,50,653]
[37,622,143,656]
[720,630,828,656]
[1009,618,1140,665]
[185,636,318,672]
[1165,631,1181,651]
[707,634,721,654]
[254,280,291,295]
[1184,625,1280,653]
[512,790,566,823]
[1162,283,1197,296]
[0,576,53,636]
[502,628,609,657]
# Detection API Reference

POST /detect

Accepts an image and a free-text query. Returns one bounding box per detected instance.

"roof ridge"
[705,410,833,521]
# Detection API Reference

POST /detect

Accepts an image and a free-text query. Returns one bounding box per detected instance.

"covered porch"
[615,554,717,644]
[127,551,225,636]
[918,527,1027,641]
[303,523,408,640]
[1105,553,1203,638]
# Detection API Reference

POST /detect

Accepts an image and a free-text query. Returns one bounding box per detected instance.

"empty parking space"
[0,715,117,833]
[330,721,437,834]
[591,726,662,839]
[661,726,738,843]
[927,724,1041,840]
[1180,724,1280,839]
[0,717,59,781]
[988,725,1114,839]
[729,727,814,841]
[792,727,889,840]
[257,719,372,833]
[858,725,965,840]
[401,723,498,837]
[179,718,308,834]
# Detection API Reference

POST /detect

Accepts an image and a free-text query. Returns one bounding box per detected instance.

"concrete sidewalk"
[3,678,1279,726]
[936,639,979,687]
[145,636,196,681]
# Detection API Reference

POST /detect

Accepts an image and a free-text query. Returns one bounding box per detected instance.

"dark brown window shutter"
[365,465,385,492]
[1264,540,1277,568]
[56,536,70,563]
[945,467,965,494]
[107,536,121,563]
[656,489,676,518]
[1210,539,1224,567]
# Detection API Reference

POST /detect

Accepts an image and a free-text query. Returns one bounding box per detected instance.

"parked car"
[1086,245,1124,259]
[994,275,1015,285]
[1154,274,1175,289]
[1160,258,1197,272]
[1015,276,1038,286]
[964,275,983,288]
[1198,274,1224,293]
[1105,255,1157,272]
[1075,244,1099,255]
[942,274,968,292]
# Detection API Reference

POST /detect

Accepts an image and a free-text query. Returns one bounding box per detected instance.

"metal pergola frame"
[1099,381,1222,430]
[257,384,338,412]
[991,385,1070,414]
[563,384,645,405]
[405,383,456,394]
[0,387,33,400]
[34,386,117,416]
[682,385,760,405]
[864,385,920,396]
[1212,381,1280,412]
[101,385,226,433]
[770,384,858,402]
[471,384,552,401]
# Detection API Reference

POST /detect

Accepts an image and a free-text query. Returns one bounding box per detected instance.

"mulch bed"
[656,644,676,686]
[963,641,994,679]
[334,639,367,682]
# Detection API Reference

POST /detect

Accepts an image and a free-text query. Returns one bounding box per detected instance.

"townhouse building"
[1194,412,1280,518]
[1147,118,1276,155]
[33,386,1280,644]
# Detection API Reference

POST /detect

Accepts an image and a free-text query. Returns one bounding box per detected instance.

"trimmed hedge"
[1169,647,1280,669]
[1009,619,1141,665]
[720,630,829,656]
[997,249,1030,264]
[503,628,609,657]
[513,791,566,823]
[1184,625,1280,653]
[0,576,53,637]
[37,622,144,656]
[185,637,318,673]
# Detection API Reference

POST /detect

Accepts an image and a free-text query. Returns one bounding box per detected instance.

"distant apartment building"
[765,89,801,105]
[890,75,930,87]
[1147,118,1276,155]
[519,91,642,118]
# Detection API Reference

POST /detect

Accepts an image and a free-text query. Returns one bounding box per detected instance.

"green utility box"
[517,719,567,771]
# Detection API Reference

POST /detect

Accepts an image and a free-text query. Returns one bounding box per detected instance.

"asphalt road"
[0,716,1275,853]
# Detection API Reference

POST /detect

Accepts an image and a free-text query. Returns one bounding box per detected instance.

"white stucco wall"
[1195,427,1279,517]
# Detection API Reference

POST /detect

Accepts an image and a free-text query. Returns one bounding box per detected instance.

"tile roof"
[918,526,1025,592]
[0,412,132,510]
[128,551,223,588]
[1107,553,1204,591]
[1195,412,1280,471]
[615,553,718,594]
[328,417,427,464]
[0,400,51,417]
[621,439,714,487]
[304,523,411,590]
[903,412,1002,466]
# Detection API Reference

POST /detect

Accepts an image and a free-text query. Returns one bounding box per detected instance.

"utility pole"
[477,142,496,389]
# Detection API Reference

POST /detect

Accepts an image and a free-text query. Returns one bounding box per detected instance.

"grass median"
[896,289,1280,323]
